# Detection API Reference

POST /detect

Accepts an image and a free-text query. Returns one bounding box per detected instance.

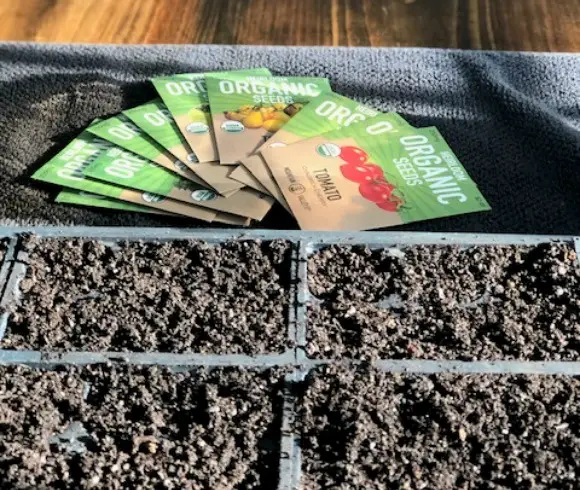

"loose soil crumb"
[301,365,579,490]
[0,364,282,489]
[307,243,580,360]
[2,236,292,353]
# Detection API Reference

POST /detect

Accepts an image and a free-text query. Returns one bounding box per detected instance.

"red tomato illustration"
[376,200,401,212]
[359,181,395,203]
[340,163,384,183]
[339,146,369,165]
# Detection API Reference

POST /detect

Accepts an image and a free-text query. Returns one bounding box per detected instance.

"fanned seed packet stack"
[33,69,490,230]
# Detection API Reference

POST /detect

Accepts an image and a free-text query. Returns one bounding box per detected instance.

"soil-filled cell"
[0,364,282,489]
[2,236,291,353]
[300,365,579,490]
[307,243,580,360]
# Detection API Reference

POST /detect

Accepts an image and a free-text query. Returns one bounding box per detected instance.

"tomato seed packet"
[233,92,409,207]
[31,131,224,222]
[124,98,247,196]
[206,74,332,165]
[83,145,273,221]
[261,115,490,230]
[55,190,171,214]
[152,68,271,163]
[87,114,205,186]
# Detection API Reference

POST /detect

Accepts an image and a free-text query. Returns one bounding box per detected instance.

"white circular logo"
[174,160,187,171]
[187,153,199,163]
[191,189,218,202]
[269,142,288,148]
[142,192,165,203]
[186,122,209,134]
[221,121,244,133]
[316,143,341,157]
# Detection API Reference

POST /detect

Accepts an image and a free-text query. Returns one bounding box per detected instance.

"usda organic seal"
[221,120,244,133]
[316,143,341,157]
[186,122,209,134]
[191,189,218,202]
[142,193,165,203]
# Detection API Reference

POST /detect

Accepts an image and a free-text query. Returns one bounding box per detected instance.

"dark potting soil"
[300,365,579,490]
[0,364,282,489]
[1,236,292,353]
[307,243,580,360]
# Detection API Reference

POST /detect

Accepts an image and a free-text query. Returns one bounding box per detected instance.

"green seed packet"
[123,98,243,195]
[55,190,170,214]
[83,144,274,221]
[152,68,271,163]
[123,99,198,166]
[261,115,490,231]
[31,130,219,222]
[233,92,410,207]
[206,74,332,164]
[87,114,205,186]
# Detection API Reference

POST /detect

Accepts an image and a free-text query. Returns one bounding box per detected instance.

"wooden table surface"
[0,0,578,51]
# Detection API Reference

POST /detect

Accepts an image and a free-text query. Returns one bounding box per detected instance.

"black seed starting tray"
[0,226,579,489]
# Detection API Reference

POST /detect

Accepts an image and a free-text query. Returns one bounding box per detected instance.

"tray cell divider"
[0,236,28,343]
[278,370,303,490]
[0,350,296,367]
[574,238,580,262]
[294,241,310,364]
[286,239,300,362]
[0,226,575,245]
[373,359,580,375]
[0,235,19,307]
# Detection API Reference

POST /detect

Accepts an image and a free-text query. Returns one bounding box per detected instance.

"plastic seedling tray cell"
[298,364,580,490]
[0,363,287,489]
[0,227,579,490]
[302,235,580,363]
[0,231,298,364]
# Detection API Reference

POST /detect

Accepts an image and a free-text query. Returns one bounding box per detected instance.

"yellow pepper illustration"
[263,119,284,133]
[260,107,276,120]
[225,111,245,121]
[188,108,205,121]
[273,111,291,123]
[243,111,264,128]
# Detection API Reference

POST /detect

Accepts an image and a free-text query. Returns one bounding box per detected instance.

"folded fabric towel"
[0,43,578,233]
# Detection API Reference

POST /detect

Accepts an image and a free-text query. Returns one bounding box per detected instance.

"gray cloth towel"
[0,43,578,233]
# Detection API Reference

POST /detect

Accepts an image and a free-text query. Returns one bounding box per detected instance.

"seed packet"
[206,74,332,164]
[232,92,409,208]
[55,190,171,214]
[83,145,274,221]
[123,98,245,196]
[261,116,490,230]
[31,131,226,222]
[229,168,270,195]
[123,99,198,166]
[152,68,271,163]
[87,114,205,185]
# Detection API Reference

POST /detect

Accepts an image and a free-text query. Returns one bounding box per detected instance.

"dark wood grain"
[0,0,577,51]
